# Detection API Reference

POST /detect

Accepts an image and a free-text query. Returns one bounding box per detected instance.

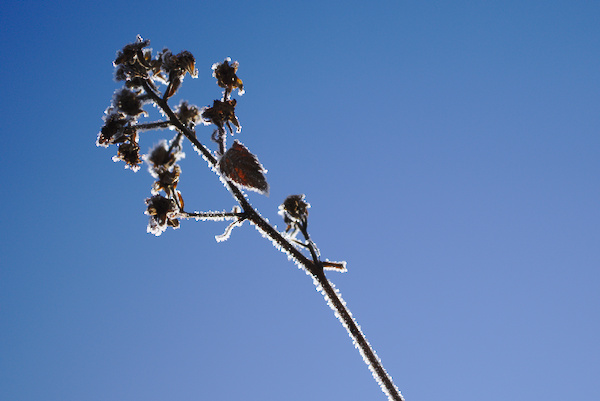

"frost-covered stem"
[216,127,226,155]
[299,219,402,400]
[246,210,403,400]
[168,132,183,154]
[136,120,172,131]
[142,78,403,401]
[313,270,404,401]
[298,221,320,261]
[180,211,244,220]
[298,225,402,399]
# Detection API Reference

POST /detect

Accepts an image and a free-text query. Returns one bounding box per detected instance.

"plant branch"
[140,77,404,401]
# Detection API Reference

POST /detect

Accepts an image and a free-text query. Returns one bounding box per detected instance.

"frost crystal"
[215,219,244,242]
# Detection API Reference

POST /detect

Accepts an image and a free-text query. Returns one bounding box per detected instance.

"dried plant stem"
[179,211,244,220]
[167,132,183,153]
[141,79,404,401]
[182,212,241,219]
[136,121,172,131]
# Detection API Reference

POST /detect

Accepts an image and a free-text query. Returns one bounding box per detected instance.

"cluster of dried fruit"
[97,36,269,235]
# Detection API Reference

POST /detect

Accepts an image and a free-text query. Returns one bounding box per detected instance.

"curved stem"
[167,132,183,154]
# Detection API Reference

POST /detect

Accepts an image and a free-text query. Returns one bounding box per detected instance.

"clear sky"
[1,1,599,400]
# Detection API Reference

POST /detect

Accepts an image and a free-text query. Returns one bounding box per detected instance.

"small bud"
[176,51,198,78]
[278,194,310,232]
[161,50,197,98]
[160,50,197,78]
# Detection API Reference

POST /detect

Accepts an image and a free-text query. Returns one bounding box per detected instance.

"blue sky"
[1,1,599,400]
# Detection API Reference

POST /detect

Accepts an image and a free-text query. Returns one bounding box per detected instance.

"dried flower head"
[175,101,202,128]
[161,50,198,98]
[113,141,142,172]
[146,143,173,170]
[212,58,244,96]
[279,194,310,232]
[114,35,150,66]
[113,88,147,117]
[201,99,240,134]
[145,195,180,236]
[152,164,181,196]
[161,50,197,78]
[112,36,154,83]
[144,140,182,171]
[97,112,127,147]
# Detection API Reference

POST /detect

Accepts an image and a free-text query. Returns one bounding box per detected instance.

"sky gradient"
[1,1,599,400]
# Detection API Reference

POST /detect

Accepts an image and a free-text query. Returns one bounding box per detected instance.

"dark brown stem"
[299,221,321,264]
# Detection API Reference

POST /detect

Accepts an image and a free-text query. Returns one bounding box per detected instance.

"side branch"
[179,211,244,220]
[136,121,172,131]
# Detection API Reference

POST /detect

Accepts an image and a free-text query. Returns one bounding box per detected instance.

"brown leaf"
[219,140,269,195]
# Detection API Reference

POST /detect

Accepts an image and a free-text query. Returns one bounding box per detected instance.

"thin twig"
[179,211,245,220]
[136,120,172,131]
[167,132,183,154]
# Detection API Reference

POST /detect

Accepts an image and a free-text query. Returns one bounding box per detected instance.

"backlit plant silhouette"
[97,36,404,401]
